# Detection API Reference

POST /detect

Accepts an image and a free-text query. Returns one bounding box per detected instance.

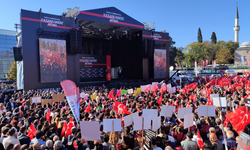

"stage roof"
[78,7,144,31]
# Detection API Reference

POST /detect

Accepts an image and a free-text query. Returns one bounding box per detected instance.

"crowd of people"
[0,74,248,150]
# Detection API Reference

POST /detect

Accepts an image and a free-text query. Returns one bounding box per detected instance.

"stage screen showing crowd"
[154,49,167,79]
[39,38,67,83]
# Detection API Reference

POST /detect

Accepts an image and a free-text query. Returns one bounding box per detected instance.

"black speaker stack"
[70,29,82,53]
[13,47,23,61]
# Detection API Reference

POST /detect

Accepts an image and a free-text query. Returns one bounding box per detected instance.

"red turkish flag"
[188,83,197,90]
[113,101,130,114]
[28,123,36,140]
[233,110,250,134]
[60,121,68,139]
[65,117,75,138]
[152,83,159,93]
[157,95,163,105]
[189,94,197,103]
[114,88,122,100]
[85,104,91,114]
[160,84,168,94]
[46,108,51,123]
[145,85,151,93]
[108,89,114,100]
[197,130,204,149]
[182,84,188,95]
[225,106,250,134]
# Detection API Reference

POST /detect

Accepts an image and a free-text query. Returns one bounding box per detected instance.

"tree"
[169,36,177,66]
[174,49,185,68]
[7,61,17,80]
[211,32,217,44]
[197,28,203,43]
[215,47,233,64]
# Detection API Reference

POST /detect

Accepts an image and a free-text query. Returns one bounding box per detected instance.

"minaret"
[234,5,240,43]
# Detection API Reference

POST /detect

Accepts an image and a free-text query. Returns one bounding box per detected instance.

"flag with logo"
[60,80,80,122]
[113,101,130,114]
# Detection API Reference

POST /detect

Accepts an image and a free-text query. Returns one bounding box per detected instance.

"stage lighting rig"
[142,22,156,30]
[65,7,80,18]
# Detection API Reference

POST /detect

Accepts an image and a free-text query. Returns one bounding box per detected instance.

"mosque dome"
[240,41,250,47]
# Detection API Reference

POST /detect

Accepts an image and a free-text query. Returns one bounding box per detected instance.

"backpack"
[68,135,76,145]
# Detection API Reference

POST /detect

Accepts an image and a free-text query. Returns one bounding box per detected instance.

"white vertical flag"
[241,56,245,65]
[195,61,198,77]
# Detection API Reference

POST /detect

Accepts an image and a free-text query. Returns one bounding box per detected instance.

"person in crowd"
[13,144,21,150]
[181,132,198,150]
[209,133,223,150]
[102,134,111,150]
[0,127,9,150]
[151,137,163,150]
[3,128,20,149]
[30,131,46,146]
[45,140,53,150]
[17,126,30,146]
[226,130,236,149]
[0,73,249,150]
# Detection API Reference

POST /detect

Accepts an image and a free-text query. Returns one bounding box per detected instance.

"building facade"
[0,29,16,79]
[235,42,250,64]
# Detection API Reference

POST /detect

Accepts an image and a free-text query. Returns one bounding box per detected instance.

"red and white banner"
[60,80,80,122]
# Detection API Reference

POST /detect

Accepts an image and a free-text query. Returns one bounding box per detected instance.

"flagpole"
[141,117,144,150]
[112,119,115,144]
[218,104,228,150]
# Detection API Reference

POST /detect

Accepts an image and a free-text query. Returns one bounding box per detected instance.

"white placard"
[140,85,148,92]
[133,117,143,131]
[128,89,133,94]
[103,119,121,132]
[31,97,41,103]
[152,117,161,131]
[133,117,151,131]
[198,106,215,117]
[220,97,227,107]
[123,112,139,127]
[167,84,172,92]
[80,121,100,141]
[160,105,175,117]
[177,107,192,119]
[80,92,85,98]
[213,97,227,107]
[142,109,158,120]
[184,113,194,129]
[143,117,151,130]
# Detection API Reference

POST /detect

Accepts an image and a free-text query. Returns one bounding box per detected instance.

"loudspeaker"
[13,47,23,61]
[70,29,82,53]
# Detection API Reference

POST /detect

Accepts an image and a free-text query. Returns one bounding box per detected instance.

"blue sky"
[1,0,249,47]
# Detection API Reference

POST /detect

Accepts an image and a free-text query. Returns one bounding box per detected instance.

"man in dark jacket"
[6,99,16,111]
[17,126,30,146]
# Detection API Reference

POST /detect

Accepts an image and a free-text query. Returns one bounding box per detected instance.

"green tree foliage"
[215,47,233,64]
[183,40,238,66]
[211,32,217,44]
[169,36,177,66]
[174,49,185,68]
[197,28,203,43]
[7,61,17,80]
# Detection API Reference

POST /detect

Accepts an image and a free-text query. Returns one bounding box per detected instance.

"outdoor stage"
[18,7,170,90]
[79,78,164,88]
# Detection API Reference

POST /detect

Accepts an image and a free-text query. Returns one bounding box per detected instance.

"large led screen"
[154,49,166,79]
[39,38,67,83]
[79,55,107,82]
